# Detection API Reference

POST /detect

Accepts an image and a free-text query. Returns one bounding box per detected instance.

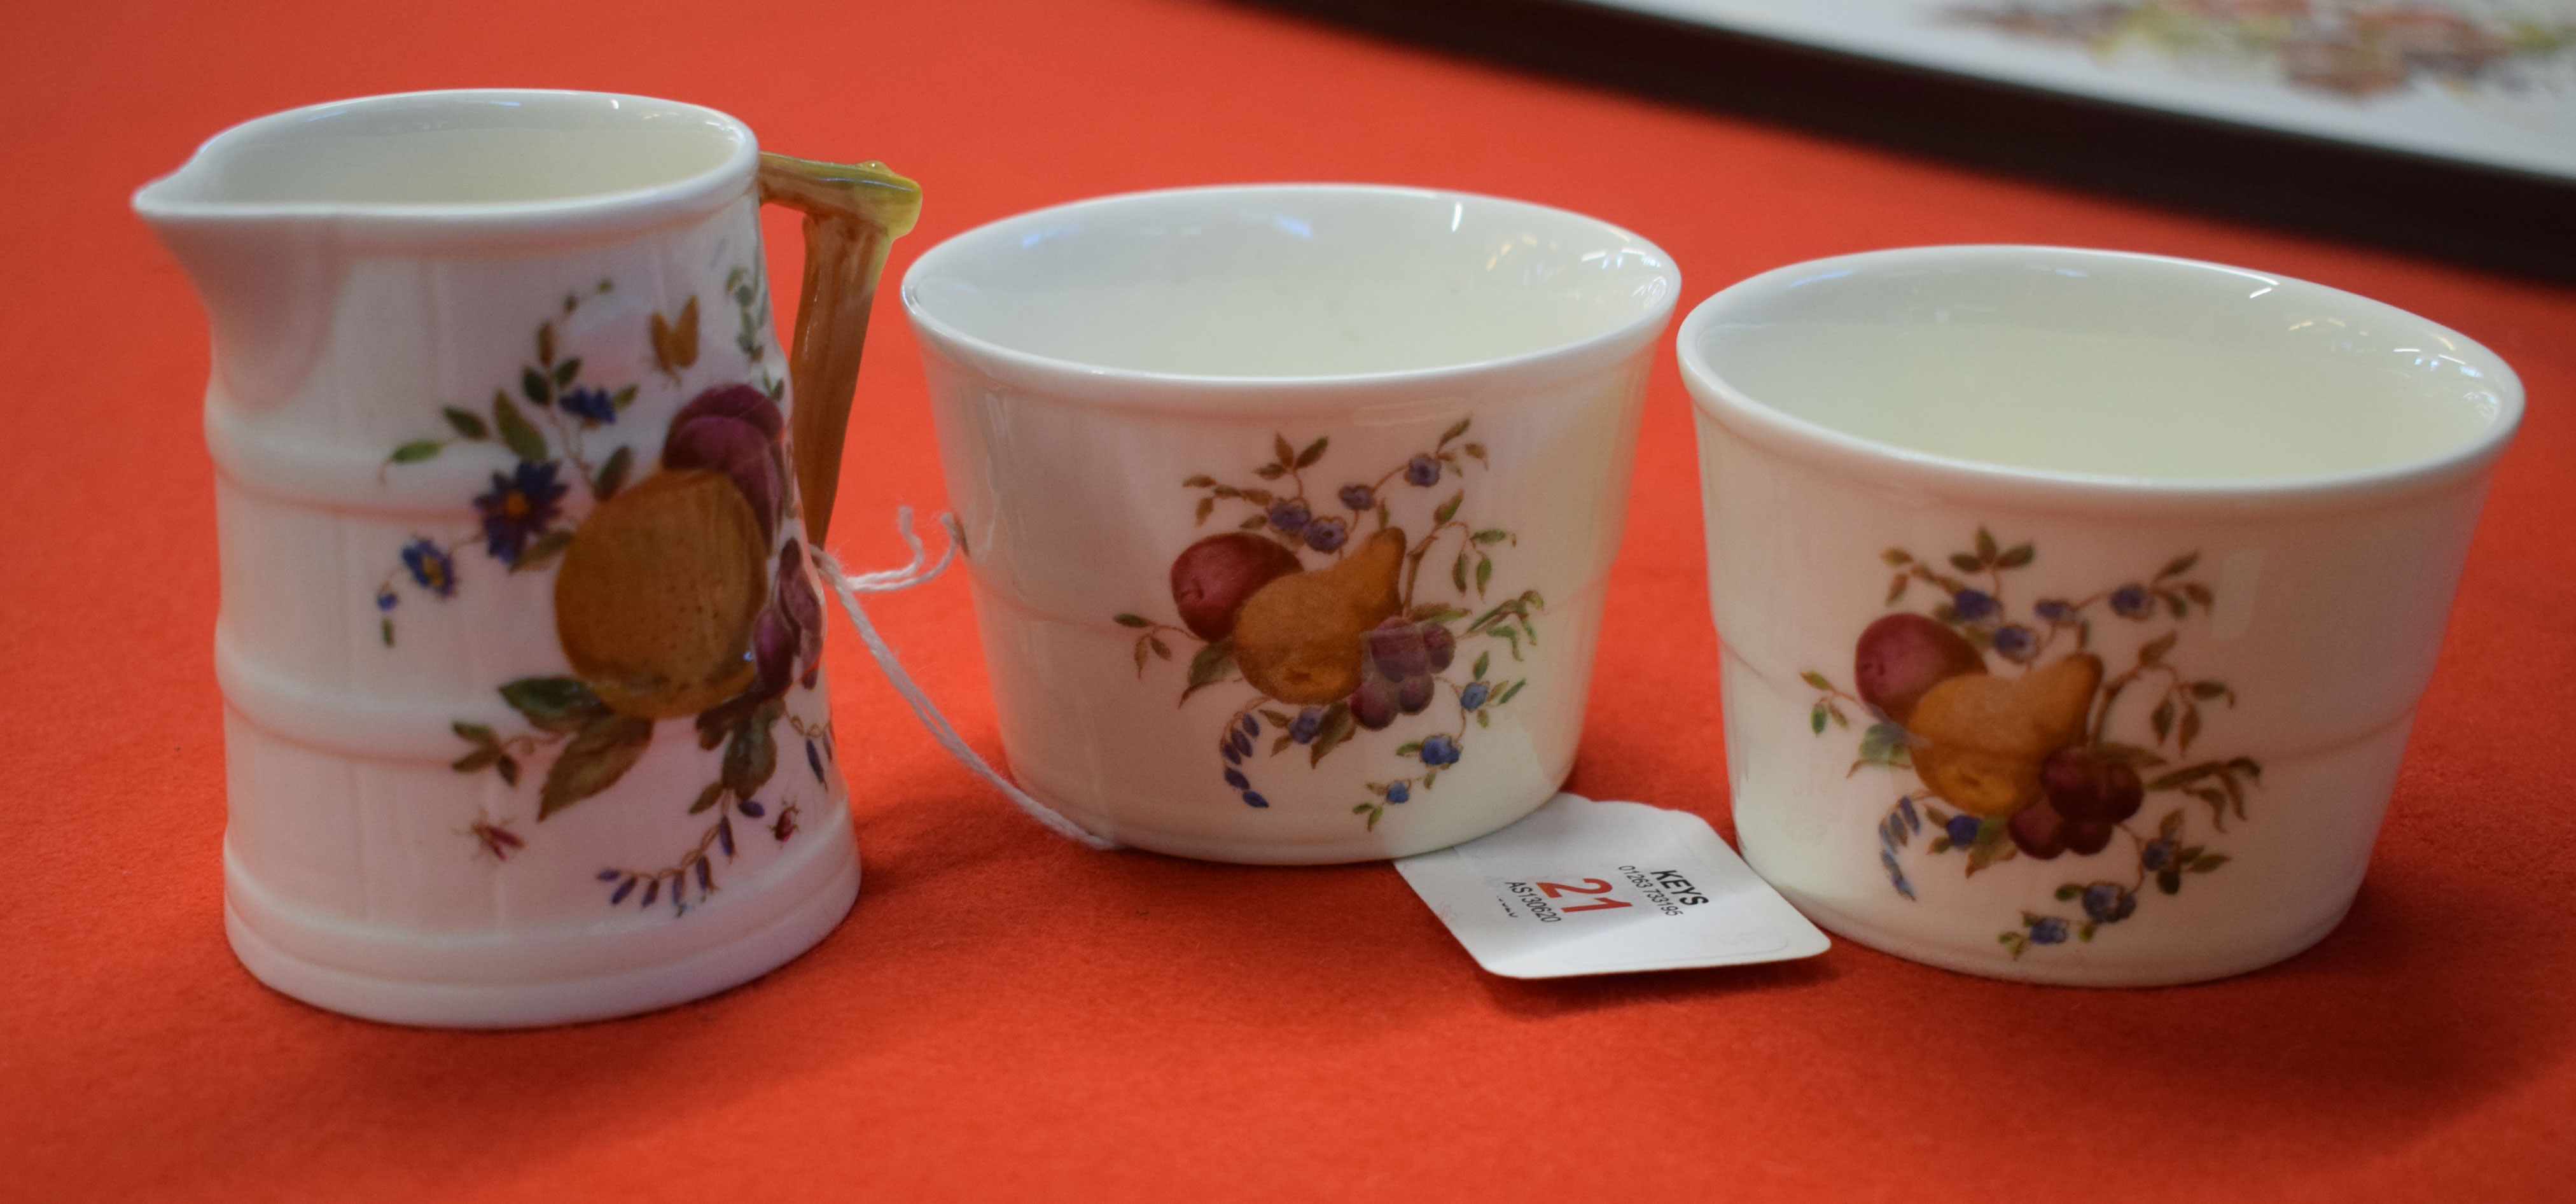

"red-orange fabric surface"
[6,0,2572,1199]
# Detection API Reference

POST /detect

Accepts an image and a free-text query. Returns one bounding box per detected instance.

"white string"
[813,510,1119,850]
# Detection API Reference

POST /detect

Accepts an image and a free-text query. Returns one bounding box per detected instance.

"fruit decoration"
[1802,528,2262,956]
[1113,419,1542,830]
[377,265,839,914]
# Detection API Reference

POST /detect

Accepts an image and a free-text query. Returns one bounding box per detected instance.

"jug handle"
[756,153,922,545]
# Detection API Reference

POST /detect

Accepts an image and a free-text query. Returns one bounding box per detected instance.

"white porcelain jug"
[135,90,919,1026]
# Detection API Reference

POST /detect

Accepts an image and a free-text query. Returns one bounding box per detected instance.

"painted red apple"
[1854,613,1986,725]
[1169,532,1303,641]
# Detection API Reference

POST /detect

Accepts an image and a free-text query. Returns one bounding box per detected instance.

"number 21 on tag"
[1537,878,1631,913]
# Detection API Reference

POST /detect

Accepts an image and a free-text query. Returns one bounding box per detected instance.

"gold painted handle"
[757,152,921,545]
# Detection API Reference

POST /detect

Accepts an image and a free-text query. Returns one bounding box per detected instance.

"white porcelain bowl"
[905,185,1678,863]
[1680,245,2520,984]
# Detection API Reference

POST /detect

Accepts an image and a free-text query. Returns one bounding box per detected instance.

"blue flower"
[1419,734,1461,767]
[1290,707,1323,744]
[1223,768,1249,790]
[2082,883,2136,924]
[1460,681,1490,710]
[1304,517,1348,552]
[2142,838,2176,872]
[1239,715,1260,737]
[2029,916,2070,944]
[1945,814,1981,846]
[376,588,398,612]
[1385,781,1410,804]
[1992,624,2036,661]
[1222,742,1242,765]
[2111,585,2152,619]
[1229,731,1253,759]
[559,386,617,425]
[1339,484,1375,511]
[1898,796,1921,833]
[1952,589,1999,622]
[474,461,567,565]
[1268,499,1311,535]
[1242,791,1269,808]
[2034,599,2074,622]
[1405,454,1441,487]
[401,538,457,596]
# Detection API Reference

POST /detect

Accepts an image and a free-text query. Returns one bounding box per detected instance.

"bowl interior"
[1683,248,2516,483]
[903,186,1676,379]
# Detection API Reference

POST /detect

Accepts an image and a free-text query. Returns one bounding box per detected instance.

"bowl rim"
[899,183,1681,409]
[1676,244,2524,511]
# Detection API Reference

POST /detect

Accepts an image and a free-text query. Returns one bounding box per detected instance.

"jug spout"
[134,167,343,410]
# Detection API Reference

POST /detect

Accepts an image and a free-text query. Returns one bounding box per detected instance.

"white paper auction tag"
[1395,793,1828,978]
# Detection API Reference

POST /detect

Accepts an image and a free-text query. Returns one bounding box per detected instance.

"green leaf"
[1997,543,2034,568]
[2159,809,2185,839]
[2178,705,2201,753]
[1243,488,1274,505]
[1273,733,1295,755]
[1239,515,1268,531]
[536,323,555,366]
[2078,923,2096,942]
[1182,640,1236,701]
[1114,613,1152,628]
[1439,417,1471,444]
[1260,710,1293,726]
[1183,475,1215,487]
[498,676,608,734]
[688,783,726,814]
[1148,636,1171,661]
[1309,701,1356,765]
[611,385,637,410]
[2190,853,2229,873]
[1886,575,1908,606]
[2152,698,2176,742]
[594,445,632,501]
[442,406,490,439]
[522,367,553,407]
[722,703,783,797]
[1473,651,1491,681]
[1463,442,1486,463]
[450,746,501,773]
[496,755,520,787]
[1274,433,1296,465]
[1975,527,1999,563]
[1395,740,1423,756]
[2190,680,2228,699]
[2157,869,2183,895]
[1477,710,1490,728]
[538,713,654,818]
[1452,552,1469,594]
[1195,497,1215,525]
[1930,837,1952,853]
[1495,680,1524,705]
[1881,549,1912,567]
[452,722,499,749]
[1855,722,1911,768]
[390,440,442,464]
[2054,885,2080,900]
[1411,604,1470,626]
[492,395,548,462]
[1435,491,1463,524]
[1295,436,1328,468]
[1800,670,1834,691]
[2139,631,2178,666]
[553,358,581,386]
[511,530,573,573]
[1965,818,2017,875]
[1423,767,1439,790]
[2183,582,2214,606]
[1949,553,1982,573]
[381,618,394,647]
[1472,529,1510,544]
[1475,556,1493,597]
[2161,552,2201,578]
[1811,703,1828,734]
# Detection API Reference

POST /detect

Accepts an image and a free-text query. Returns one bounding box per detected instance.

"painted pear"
[1905,653,2102,816]
[553,468,767,719]
[1230,528,1406,705]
